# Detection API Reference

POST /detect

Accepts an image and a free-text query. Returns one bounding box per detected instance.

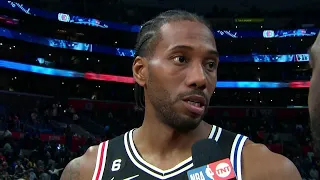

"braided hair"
[134,10,211,110]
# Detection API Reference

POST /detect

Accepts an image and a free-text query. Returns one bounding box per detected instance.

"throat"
[132,122,212,161]
[131,128,195,171]
[134,124,200,154]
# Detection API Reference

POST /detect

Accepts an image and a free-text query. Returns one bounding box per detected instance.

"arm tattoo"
[61,158,81,180]
[69,158,81,180]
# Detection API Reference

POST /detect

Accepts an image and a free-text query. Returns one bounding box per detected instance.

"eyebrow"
[168,45,219,56]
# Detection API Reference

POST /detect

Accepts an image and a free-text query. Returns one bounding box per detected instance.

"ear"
[133,56,148,87]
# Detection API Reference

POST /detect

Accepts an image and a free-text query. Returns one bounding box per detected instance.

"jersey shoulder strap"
[101,134,127,179]
[92,140,109,180]
[217,128,248,180]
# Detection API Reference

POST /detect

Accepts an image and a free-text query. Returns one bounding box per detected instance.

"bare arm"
[309,32,320,153]
[60,145,99,180]
[60,157,82,180]
[242,143,301,180]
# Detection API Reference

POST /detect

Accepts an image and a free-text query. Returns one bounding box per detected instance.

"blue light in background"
[0,59,290,88]
[0,27,311,62]
[216,81,287,88]
[1,1,318,37]
[0,60,83,77]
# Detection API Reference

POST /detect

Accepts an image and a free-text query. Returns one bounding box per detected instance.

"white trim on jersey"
[214,127,222,141]
[208,125,217,139]
[92,142,103,180]
[124,125,219,179]
[128,126,218,174]
[100,141,109,179]
[92,126,248,180]
[230,134,241,170]
[124,132,170,179]
[128,130,192,174]
[92,141,109,180]
[236,136,248,180]
[229,135,248,180]
[165,163,194,179]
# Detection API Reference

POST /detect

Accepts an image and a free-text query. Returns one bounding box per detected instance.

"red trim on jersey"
[95,142,106,180]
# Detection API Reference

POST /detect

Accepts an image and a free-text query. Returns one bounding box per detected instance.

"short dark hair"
[134,10,211,110]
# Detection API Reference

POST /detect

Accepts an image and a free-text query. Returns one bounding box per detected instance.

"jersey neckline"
[123,125,222,179]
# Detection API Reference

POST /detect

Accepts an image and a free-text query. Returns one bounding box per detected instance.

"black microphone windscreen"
[191,139,225,168]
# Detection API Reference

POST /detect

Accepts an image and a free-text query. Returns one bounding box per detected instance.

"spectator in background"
[28,169,38,180]
[0,152,5,162]
[104,125,114,140]
[0,128,12,140]
[48,162,63,180]
[13,114,20,130]
[25,157,36,170]
[0,160,9,179]
[108,112,113,119]
[44,108,50,124]
[65,125,72,150]
[3,138,13,155]
[52,104,58,121]
[14,160,25,177]
[30,110,38,125]
[39,172,51,180]
[309,165,319,180]
[72,113,79,124]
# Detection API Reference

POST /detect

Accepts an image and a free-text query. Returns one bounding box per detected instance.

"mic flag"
[187,158,236,180]
[187,139,237,180]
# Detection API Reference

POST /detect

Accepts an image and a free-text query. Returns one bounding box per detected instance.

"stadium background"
[0,0,319,179]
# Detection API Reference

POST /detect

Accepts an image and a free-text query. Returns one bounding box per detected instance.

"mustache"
[176,90,209,105]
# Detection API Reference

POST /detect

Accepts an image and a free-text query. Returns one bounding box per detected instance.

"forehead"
[158,20,216,49]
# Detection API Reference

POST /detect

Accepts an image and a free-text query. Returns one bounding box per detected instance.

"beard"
[146,74,208,133]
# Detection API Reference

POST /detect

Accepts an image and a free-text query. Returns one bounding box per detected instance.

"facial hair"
[146,72,208,133]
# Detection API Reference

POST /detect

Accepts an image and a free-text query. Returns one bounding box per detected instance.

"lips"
[182,95,206,116]
[182,95,206,107]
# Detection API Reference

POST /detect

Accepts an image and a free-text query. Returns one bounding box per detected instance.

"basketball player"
[309,32,320,153]
[61,10,301,180]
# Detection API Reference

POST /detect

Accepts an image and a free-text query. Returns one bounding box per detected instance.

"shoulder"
[60,143,104,180]
[241,141,301,180]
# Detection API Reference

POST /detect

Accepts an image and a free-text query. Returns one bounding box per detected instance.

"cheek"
[207,74,217,91]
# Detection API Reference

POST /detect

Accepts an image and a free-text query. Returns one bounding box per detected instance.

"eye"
[205,61,217,71]
[173,56,187,64]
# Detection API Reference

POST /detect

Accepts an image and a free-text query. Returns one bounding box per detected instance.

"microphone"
[187,139,237,180]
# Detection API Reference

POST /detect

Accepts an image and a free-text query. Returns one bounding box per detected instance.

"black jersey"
[92,125,248,180]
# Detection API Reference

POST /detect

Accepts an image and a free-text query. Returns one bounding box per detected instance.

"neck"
[133,107,212,158]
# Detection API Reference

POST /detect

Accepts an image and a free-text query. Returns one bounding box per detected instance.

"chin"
[159,105,204,133]
[181,109,205,121]
[171,115,203,133]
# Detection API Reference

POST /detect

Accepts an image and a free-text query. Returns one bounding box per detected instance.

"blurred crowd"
[0,0,318,179]
[0,91,99,180]
[0,90,318,180]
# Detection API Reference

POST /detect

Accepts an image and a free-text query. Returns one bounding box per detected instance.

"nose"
[185,63,207,90]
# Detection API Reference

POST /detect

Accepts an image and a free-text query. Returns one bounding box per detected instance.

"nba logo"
[58,13,70,22]
[263,30,275,38]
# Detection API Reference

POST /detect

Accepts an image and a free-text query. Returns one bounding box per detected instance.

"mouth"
[182,95,206,116]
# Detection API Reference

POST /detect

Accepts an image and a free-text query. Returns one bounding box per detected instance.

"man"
[308,32,320,154]
[61,10,302,180]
